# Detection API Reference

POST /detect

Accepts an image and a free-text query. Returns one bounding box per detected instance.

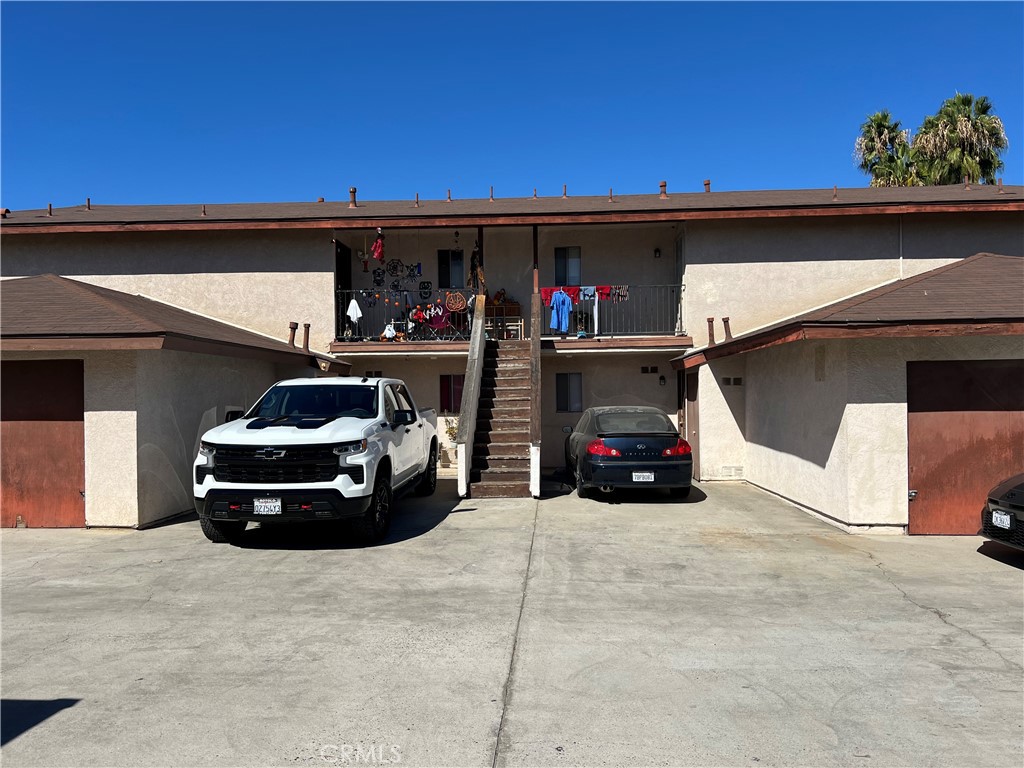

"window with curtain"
[556,372,583,412]
[438,249,465,289]
[554,246,581,286]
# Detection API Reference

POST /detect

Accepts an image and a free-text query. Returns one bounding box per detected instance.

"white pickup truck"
[193,376,438,544]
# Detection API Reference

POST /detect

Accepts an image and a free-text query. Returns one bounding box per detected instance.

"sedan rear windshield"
[596,411,675,433]
[248,385,378,420]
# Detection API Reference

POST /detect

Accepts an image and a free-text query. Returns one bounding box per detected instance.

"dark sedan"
[981,473,1024,552]
[564,406,693,499]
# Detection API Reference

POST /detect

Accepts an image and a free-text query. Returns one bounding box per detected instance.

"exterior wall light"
[654,248,661,259]
[659,375,666,386]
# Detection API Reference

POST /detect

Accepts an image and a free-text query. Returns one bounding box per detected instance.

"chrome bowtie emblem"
[256,447,287,460]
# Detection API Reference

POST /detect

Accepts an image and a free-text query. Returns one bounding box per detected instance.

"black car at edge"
[982,473,1024,552]
[564,406,693,499]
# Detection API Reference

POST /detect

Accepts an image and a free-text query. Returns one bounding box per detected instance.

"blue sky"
[2,2,1021,210]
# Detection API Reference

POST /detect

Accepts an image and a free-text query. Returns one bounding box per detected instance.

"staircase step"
[478,405,530,420]
[472,468,530,483]
[476,417,529,430]
[471,481,532,499]
[476,429,530,443]
[473,456,530,470]
[473,442,529,455]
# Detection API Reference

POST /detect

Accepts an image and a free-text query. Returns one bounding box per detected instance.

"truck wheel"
[414,442,438,497]
[355,472,392,543]
[200,516,246,544]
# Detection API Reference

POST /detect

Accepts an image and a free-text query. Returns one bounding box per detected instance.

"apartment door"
[1,360,86,527]
[907,359,1024,534]
[685,371,700,480]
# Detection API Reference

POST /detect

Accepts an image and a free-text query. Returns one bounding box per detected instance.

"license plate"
[992,510,1012,529]
[632,472,655,482]
[254,497,282,515]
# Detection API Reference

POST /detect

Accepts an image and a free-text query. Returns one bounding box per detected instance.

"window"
[382,387,398,423]
[438,249,465,289]
[554,246,581,286]
[440,374,465,413]
[391,384,414,412]
[556,372,583,412]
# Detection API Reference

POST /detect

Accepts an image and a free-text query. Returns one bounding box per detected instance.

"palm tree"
[854,111,921,187]
[912,93,1008,185]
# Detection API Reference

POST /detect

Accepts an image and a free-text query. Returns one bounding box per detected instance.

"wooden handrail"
[456,294,488,497]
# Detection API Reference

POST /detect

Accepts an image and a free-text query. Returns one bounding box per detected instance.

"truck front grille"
[212,443,357,484]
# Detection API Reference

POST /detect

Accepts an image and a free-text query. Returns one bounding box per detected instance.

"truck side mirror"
[224,410,244,423]
[393,410,416,427]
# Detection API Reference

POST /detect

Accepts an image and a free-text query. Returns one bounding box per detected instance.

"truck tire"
[414,441,438,497]
[200,516,246,544]
[354,471,392,543]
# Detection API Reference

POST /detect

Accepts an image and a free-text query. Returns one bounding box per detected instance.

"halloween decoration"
[371,228,386,262]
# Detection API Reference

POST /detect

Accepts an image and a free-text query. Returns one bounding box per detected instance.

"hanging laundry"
[579,286,597,301]
[346,297,363,324]
[540,287,557,306]
[611,285,630,303]
[549,289,573,334]
[596,285,612,301]
[563,286,581,302]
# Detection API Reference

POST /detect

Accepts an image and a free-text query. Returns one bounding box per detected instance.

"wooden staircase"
[471,339,532,498]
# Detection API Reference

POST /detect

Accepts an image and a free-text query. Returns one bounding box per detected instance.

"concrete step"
[471,481,532,498]
[476,418,529,433]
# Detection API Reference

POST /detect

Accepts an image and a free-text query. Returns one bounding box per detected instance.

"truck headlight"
[199,441,217,466]
[333,439,368,462]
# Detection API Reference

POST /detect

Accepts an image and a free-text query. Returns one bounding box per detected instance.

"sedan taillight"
[662,439,692,456]
[586,439,621,457]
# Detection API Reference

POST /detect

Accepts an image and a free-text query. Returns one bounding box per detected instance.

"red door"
[1,360,86,527]
[907,359,1024,534]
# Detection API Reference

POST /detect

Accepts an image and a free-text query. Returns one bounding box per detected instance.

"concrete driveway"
[2,480,1021,767]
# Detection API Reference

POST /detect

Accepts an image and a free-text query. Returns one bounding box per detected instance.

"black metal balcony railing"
[336,288,475,342]
[335,284,684,342]
[541,284,684,337]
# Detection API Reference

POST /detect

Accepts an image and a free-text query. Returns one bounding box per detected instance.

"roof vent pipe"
[288,321,298,347]
[489,185,494,202]
[608,187,614,202]
[659,181,668,199]
[446,189,452,202]
[414,192,420,208]
[86,197,91,210]
[998,178,1005,194]
[533,188,538,200]
[47,203,53,216]
[722,317,733,340]
[349,187,358,208]
[0,208,9,219]
[302,323,310,352]
[201,204,207,216]
[703,180,711,193]
[317,197,324,203]
[964,175,971,190]
[707,317,716,346]
[562,184,568,199]
[832,185,838,201]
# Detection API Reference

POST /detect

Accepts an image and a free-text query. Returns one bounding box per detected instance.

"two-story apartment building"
[2,182,1021,532]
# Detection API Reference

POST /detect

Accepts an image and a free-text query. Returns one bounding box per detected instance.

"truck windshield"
[248,385,378,420]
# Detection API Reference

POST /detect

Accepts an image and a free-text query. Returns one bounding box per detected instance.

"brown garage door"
[1,360,86,527]
[907,359,1024,535]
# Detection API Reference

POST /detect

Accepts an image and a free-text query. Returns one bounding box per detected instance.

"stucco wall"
[2,350,139,526]
[681,212,1024,346]
[697,358,749,481]
[540,352,680,467]
[1,230,336,350]
[739,334,1024,530]
[134,350,311,527]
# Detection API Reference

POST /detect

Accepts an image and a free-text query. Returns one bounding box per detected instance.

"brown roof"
[2,184,1021,232]
[0,274,348,372]
[675,253,1024,369]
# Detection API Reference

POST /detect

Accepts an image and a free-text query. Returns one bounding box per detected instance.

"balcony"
[331,284,688,354]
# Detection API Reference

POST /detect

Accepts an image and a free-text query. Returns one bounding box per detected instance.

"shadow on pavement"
[0,699,79,746]
[233,479,468,550]
[541,468,707,504]
[977,541,1024,570]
